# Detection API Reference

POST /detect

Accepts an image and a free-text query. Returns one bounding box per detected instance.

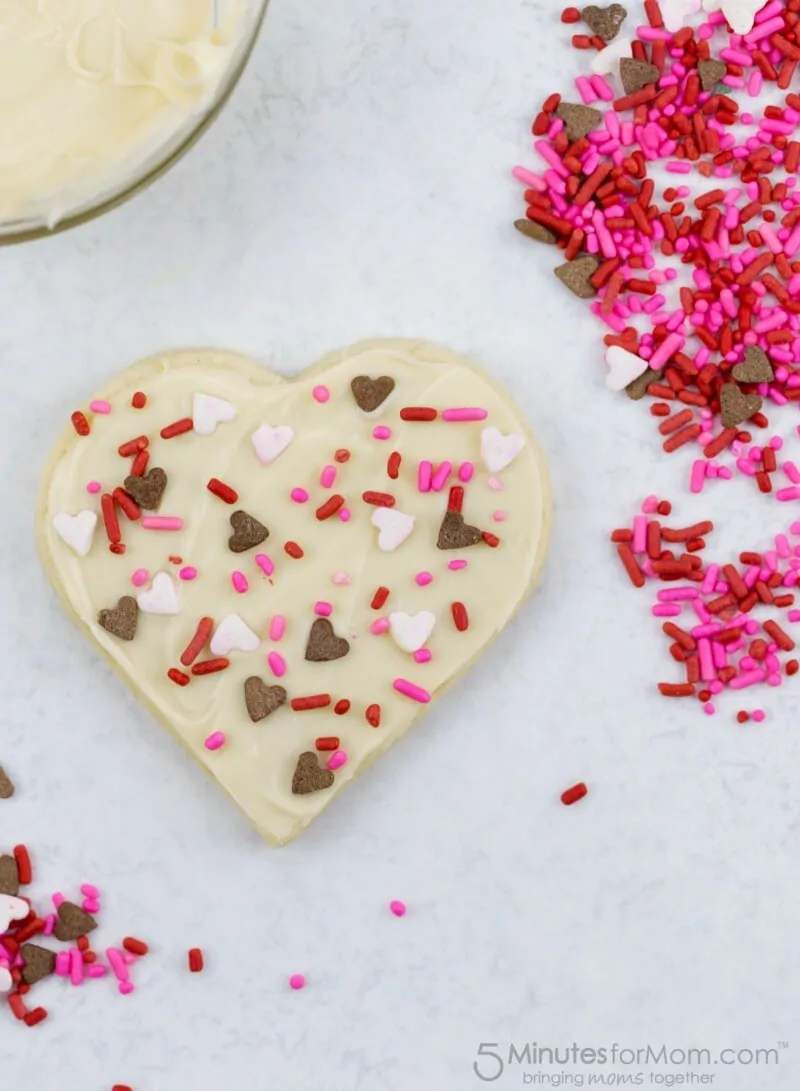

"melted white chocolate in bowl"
[0,0,256,231]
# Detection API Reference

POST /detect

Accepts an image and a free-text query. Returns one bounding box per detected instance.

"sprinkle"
[267,652,286,678]
[255,553,275,577]
[413,649,432,663]
[487,476,503,490]
[332,571,351,585]
[191,658,230,676]
[14,846,31,884]
[371,586,390,610]
[113,488,141,522]
[291,488,309,503]
[168,668,190,686]
[451,602,469,631]
[130,449,149,476]
[370,618,390,635]
[316,495,345,520]
[418,461,433,492]
[327,749,348,770]
[387,452,402,479]
[366,703,381,727]
[89,400,111,414]
[160,418,193,439]
[400,407,438,421]
[141,516,183,531]
[320,466,337,488]
[372,426,392,440]
[334,699,351,715]
[313,385,330,403]
[23,1007,48,1027]
[179,566,197,581]
[334,448,350,462]
[389,900,407,917]
[362,491,395,507]
[101,494,122,545]
[269,616,286,640]
[339,508,351,522]
[231,571,249,594]
[86,481,101,494]
[284,541,304,558]
[492,511,507,522]
[561,783,588,806]
[447,486,464,514]
[117,436,148,457]
[458,462,475,482]
[131,569,149,587]
[131,392,147,409]
[442,408,488,421]
[415,571,433,586]
[431,462,452,492]
[203,733,225,751]
[188,948,204,972]
[392,679,431,703]
[291,694,331,711]
[71,411,90,436]
[316,737,340,750]
[207,478,238,504]
[448,559,468,571]
[289,974,305,990]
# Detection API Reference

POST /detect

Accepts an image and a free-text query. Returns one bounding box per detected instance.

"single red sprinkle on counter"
[207,478,238,504]
[13,845,31,885]
[131,392,147,409]
[400,407,437,421]
[387,452,402,479]
[160,418,193,440]
[180,617,214,666]
[292,694,331,711]
[71,411,90,436]
[284,541,304,558]
[333,699,351,715]
[561,783,588,806]
[316,495,345,520]
[188,948,204,973]
[362,491,395,507]
[191,658,229,676]
[113,1085,134,1091]
[371,586,390,610]
[8,994,27,1020]
[366,703,381,727]
[117,436,148,458]
[122,938,148,956]
[452,602,469,631]
[23,1007,48,1027]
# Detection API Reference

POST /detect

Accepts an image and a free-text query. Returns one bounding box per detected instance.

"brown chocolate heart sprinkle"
[98,596,138,641]
[554,255,599,299]
[619,58,659,95]
[437,511,483,550]
[555,102,602,143]
[123,467,167,509]
[53,901,97,942]
[304,619,350,662]
[514,219,557,245]
[0,765,14,799]
[625,367,662,401]
[581,3,627,40]
[291,751,335,795]
[350,375,395,412]
[719,382,763,429]
[244,677,287,722]
[731,346,774,385]
[228,510,269,553]
[20,944,56,986]
[697,58,726,93]
[0,853,19,895]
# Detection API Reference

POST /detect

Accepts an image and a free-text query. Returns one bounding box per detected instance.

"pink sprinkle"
[339,507,351,522]
[289,974,306,990]
[141,516,183,531]
[442,408,488,422]
[431,461,452,492]
[332,571,351,585]
[268,651,286,677]
[82,899,100,914]
[413,649,432,664]
[55,952,70,976]
[373,426,391,440]
[314,601,332,616]
[232,571,249,593]
[291,488,309,503]
[52,893,64,908]
[179,566,197,581]
[487,476,503,490]
[256,553,275,577]
[119,981,135,995]
[370,618,390,635]
[327,749,348,771]
[653,604,682,617]
[458,461,475,482]
[70,948,84,986]
[89,400,111,414]
[752,709,766,723]
[389,900,407,917]
[703,703,715,716]
[690,460,706,494]
[415,571,433,586]
[269,615,286,641]
[320,465,336,488]
[87,964,107,979]
[418,461,433,492]
[131,568,149,587]
[641,494,658,513]
[492,511,507,522]
[393,679,431,704]
[86,481,102,494]
[204,731,226,751]
[122,952,136,965]
[448,559,468,571]
[312,385,330,403]
[43,914,55,936]
[106,947,129,986]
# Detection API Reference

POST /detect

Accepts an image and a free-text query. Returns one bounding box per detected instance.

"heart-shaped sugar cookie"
[38,341,550,844]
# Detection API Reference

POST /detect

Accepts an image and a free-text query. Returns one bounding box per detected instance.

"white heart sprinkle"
[590,35,635,76]
[192,392,237,436]
[705,0,760,35]
[53,510,97,557]
[137,573,180,615]
[389,611,436,653]
[371,508,415,552]
[332,572,352,585]
[0,894,28,935]
[605,345,649,392]
[481,428,525,473]
[251,424,294,465]
[0,965,11,993]
[211,614,260,656]
[660,0,701,31]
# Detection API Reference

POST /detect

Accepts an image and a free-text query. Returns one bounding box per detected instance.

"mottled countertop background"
[2,0,798,1088]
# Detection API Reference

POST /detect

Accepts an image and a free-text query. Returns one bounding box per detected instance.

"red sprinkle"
[315,737,340,750]
[131,392,147,409]
[109,542,127,556]
[160,418,193,440]
[387,452,402,479]
[482,531,500,548]
[167,668,190,687]
[117,436,148,457]
[71,411,90,436]
[371,587,390,610]
[400,407,438,421]
[188,948,204,973]
[291,695,331,711]
[316,495,345,520]
[101,494,122,545]
[451,602,469,631]
[180,617,214,666]
[130,449,150,477]
[561,5,580,21]
[23,1007,48,1027]
[366,703,381,727]
[112,488,141,522]
[191,658,230,676]
[560,782,588,806]
[122,937,149,956]
[362,491,395,507]
[334,448,351,463]
[8,994,27,1020]
[448,486,464,514]
[333,699,351,715]
[284,541,304,558]
[13,845,31,885]
[207,478,238,504]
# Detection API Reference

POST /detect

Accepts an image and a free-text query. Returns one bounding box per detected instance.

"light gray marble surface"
[2,0,799,1088]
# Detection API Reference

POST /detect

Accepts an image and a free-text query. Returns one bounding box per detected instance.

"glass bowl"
[0,0,270,244]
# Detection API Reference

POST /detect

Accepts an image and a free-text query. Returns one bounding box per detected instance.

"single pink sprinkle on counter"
[131,568,149,587]
[314,601,332,616]
[393,679,431,703]
[268,651,286,677]
[204,732,225,751]
[373,426,391,440]
[442,408,488,422]
[291,488,309,503]
[458,461,475,482]
[448,559,468,571]
[389,900,407,917]
[255,554,275,577]
[141,516,183,531]
[232,571,249,593]
[339,507,351,522]
[320,465,336,488]
[370,618,390,635]
[89,400,111,414]
[80,884,99,899]
[418,461,433,492]
[312,385,330,403]
[413,649,432,664]
[86,481,102,494]
[289,974,306,990]
[269,615,286,641]
[87,964,107,979]
[179,566,197,581]
[752,709,766,723]
[327,749,348,771]
[415,571,433,586]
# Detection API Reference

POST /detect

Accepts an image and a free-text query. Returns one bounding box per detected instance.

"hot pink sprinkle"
[314,601,332,616]
[312,385,330,403]
[204,731,226,751]
[70,948,84,986]
[448,559,468,570]
[393,679,431,703]
[339,507,351,522]
[82,899,100,914]
[752,709,766,722]
[492,511,507,522]
[415,571,433,586]
[413,649,432,663]
[458,461,475,482]
[89,400,111,414]
[268,651,286,677]
[131,568,149,587]
[431,461,452,492]
[179,566,197,581]
[269,615,286,640]
[373,426,391,440]
[289,974,306,990]
[389,900,407,917]
[141,516,183,531]
[255,554,275,577]
[232,571,249,593]
[87,964,107,979]
[55,952,70,976]
[418,461,433,492]
[44,914,55,936]
[320,465,337,488]
[442,408,488,422]
[370,618,390,635]
[291,488,309,503]
[52,893,64,908]
[326,749,348,771]
[86,481,102,494]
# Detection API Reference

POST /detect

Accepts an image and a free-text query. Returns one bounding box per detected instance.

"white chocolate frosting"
[38,341,551,844]
[0,1,246,226]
